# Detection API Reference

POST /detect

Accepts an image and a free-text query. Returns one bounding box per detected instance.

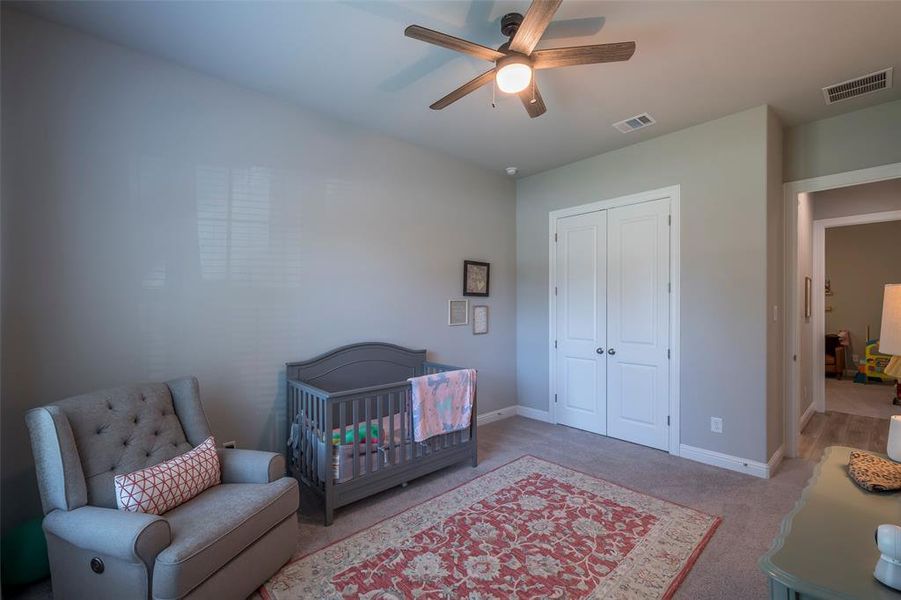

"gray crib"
[286,342,478,525]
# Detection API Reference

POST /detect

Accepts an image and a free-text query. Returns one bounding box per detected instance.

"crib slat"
[299,389,305,481]
[352,397,360,480]
[311,393,318,484]
[388,392,396,466]
[399,389,407,465]
[364,395,371,475]
[375,394,382,472]
[316,392,322,436]
[338,400,346,483]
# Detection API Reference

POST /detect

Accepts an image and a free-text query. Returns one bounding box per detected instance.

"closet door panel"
[555,210,607,435]
[606,198,670,450]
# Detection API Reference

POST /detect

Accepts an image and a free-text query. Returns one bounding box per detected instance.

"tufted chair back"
[27,376,212,512]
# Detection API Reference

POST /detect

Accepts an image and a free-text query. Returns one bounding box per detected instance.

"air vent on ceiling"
[822,68,893,105]
[613,112,656,133]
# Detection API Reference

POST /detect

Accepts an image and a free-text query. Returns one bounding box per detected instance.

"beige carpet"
[825,378,901,419]
[8,416,815,600]
[280,417,813,600]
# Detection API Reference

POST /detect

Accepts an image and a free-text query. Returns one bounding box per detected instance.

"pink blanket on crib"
[408,369,476,442]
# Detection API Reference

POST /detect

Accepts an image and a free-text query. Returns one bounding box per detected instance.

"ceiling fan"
[404,0,636,118]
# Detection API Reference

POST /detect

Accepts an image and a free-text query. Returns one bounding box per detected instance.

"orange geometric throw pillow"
[114,436,220,514]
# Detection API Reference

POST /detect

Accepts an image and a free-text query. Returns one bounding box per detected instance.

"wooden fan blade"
[509,0,563,55]
[532,42,636,69]
[519,83,547,118]
[405,25,505,62]
[430,69,496,110]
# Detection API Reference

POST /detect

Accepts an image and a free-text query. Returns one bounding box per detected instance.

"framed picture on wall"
[448,299,469,326]
[473,305,488,335]
[463,260,490,297]
[804,276,812,319]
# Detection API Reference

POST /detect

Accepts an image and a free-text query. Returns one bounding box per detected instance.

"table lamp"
[876,285,901,590]
[879,284,901,462]
[880,283,901,377]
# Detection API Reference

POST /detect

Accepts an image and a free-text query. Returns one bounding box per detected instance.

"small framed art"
[463,260,489,297]
[448,299,469,326]
[473,305,488,335]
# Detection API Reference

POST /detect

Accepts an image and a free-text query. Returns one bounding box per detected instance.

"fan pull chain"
[530,76,537,104]
[491,81,497,108]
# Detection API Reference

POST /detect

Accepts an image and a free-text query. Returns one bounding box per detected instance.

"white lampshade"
[880,283,901,355]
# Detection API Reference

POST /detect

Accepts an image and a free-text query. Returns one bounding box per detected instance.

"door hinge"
[667,415,671,426]
[668,215,671,226]
[667,348,671,359]
[554,340,558,349]
[668,282,671,293]
[554,394,558,403]
[554,233,558,242]
[554,286,558,296]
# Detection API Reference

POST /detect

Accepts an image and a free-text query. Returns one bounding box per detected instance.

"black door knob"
[596,347,604,354]
[607,348,616,355]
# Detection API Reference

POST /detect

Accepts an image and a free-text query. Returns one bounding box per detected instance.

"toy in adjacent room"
[865,339,895,383]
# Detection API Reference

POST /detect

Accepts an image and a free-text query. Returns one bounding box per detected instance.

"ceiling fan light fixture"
[495,56,532,94]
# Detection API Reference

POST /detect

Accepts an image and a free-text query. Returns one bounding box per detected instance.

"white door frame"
[783,162,901,458]
[548,185,681,456]
[811,209,901,415]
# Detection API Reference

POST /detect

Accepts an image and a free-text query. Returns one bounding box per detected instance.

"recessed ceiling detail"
[612,113,655,133]
[822,67,893,105]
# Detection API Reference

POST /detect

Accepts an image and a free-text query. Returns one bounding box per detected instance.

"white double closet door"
[555,198,671,451]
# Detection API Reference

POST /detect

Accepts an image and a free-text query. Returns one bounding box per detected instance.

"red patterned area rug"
[261,455,720,599]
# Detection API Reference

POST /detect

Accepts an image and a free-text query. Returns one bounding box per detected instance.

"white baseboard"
[800,401,816,430]
[516,405,554,423]
[679,444,776,479]
[477,404,555,426]
[476,405,518,426]
[483,407,783,479]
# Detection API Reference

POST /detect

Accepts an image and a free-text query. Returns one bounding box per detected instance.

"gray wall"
[813,178,901,220]
[825,220,901,357]
[516,105,772,462]
[0,11,516,531]
[784,99,901,182]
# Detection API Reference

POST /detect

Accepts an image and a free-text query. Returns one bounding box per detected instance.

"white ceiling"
[13,1,901,176]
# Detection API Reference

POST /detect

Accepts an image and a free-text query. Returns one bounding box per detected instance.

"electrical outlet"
[710,417,723,434]
[223,440,237,449]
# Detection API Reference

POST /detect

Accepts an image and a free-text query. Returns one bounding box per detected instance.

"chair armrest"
[43,506,170,565]
[218,448,285,484]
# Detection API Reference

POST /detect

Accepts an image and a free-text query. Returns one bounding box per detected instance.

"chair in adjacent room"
[825,333,846,379]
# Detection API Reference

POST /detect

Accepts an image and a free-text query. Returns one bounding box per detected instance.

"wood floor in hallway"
[799,410,891,460]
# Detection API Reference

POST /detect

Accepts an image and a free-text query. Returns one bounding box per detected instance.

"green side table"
[759,446,900,599]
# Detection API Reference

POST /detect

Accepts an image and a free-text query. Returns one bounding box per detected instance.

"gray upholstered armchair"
[25,376,299,600]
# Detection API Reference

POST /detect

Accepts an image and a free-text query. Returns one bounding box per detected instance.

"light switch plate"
[710,417,723,434]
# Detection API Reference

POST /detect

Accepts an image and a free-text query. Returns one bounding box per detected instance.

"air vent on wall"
[822,68,893,105]
[612,112,656,133]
